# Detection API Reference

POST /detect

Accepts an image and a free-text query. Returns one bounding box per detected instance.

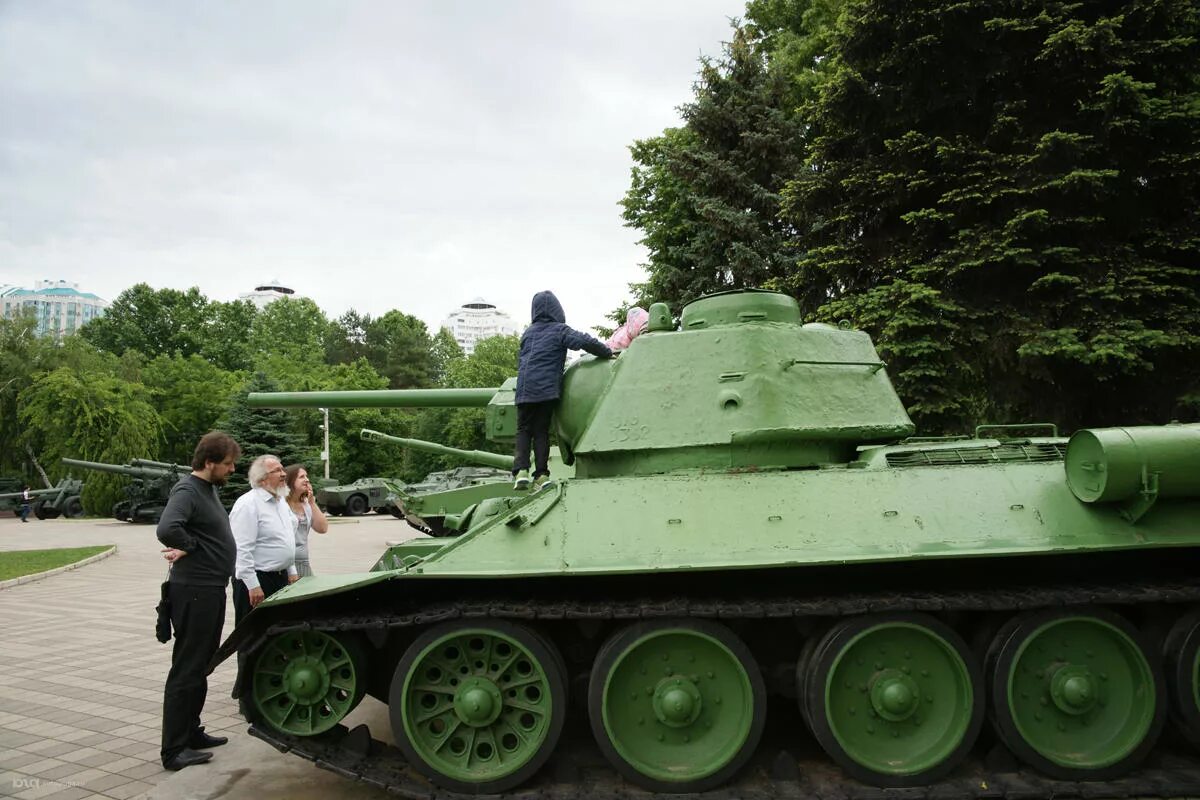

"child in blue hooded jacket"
[512,291,613,489]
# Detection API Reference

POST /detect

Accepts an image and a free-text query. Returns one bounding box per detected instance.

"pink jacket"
[605,307,649,351]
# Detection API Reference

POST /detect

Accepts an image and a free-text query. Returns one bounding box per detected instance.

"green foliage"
[250,297,329,368]
[18,367,164,514]
[220,372,312,473]
[618,10,835,319]
[622,0,1199,432]
[775,0,1200,430]
[404,335,519,479]
[78,284,259,371]
[0,315,54,476]
[79,284,210,358]
[429,327,464,385]
[142,354,246,464]
[366,311,435,389]
[325,310,372,365]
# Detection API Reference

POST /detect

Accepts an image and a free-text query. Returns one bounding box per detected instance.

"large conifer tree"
[779,0,1200,431]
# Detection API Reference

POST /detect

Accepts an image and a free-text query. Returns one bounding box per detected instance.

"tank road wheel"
[1166,610,1200,750]
[344,493,368,516]
[250,630,366,736]
[588,619,766,792]
[390,620,567,793]
[802,613,982,787]
[987,607,1165,780]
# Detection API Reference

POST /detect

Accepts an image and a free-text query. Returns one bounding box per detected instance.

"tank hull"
[218,443,1200,797]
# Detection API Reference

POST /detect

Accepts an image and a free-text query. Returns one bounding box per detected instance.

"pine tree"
[779,0,1200,431]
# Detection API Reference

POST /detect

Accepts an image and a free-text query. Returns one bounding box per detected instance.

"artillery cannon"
[360,429,568,535]
[61,458,187,523]
[0,478,86,519]
[216,289,1200,798]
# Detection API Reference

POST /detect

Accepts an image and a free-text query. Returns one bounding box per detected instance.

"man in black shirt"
[156,431,241,771]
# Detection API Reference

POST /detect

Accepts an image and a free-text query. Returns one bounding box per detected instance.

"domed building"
[238,279,296,309]
[439,298,519,355]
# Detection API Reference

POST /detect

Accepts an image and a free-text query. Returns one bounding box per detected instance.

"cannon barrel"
[130,458,191,472]
[0,486,68,500]
[360,429,515,469]
[248,388,499,409]
[61,458,173,480]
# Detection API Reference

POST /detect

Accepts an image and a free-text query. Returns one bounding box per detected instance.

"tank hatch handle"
[782,359,886,374]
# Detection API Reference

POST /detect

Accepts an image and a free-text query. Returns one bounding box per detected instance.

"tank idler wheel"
[588,618,766,792]
[802,612,982,787]
[987,607,1165,780]
[344,494,369,516]
[251,630,366,736]
[1163,609,1200,750]
[390,620,567,794]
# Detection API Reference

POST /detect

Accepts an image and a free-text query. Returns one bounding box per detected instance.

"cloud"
[0,0,744,332]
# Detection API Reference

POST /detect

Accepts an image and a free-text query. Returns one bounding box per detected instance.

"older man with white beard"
[229,454,298,703]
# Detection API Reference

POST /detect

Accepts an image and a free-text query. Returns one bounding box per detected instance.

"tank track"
[244,578,1200,799]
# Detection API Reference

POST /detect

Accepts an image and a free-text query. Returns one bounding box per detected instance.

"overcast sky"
[0,1,745,335]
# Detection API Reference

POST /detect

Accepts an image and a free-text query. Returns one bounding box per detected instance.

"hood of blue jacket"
[531,291,565,324]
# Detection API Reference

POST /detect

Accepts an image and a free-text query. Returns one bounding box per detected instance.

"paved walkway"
[0,512,419,800]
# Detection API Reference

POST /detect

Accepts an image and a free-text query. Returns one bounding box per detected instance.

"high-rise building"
[0,280,109,337]
[238,279,297,309]
[439,298,520,355]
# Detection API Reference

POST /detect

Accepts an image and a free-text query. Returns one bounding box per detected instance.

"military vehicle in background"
[361,429,566,535]
[61,458,189,523]
[219,290,1200,799]
[0,477,86,519]
[316,477,401,517]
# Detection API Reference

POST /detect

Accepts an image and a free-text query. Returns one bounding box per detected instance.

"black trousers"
[513,401,556,478]
[232,570,291,697]
[161,583,226,763]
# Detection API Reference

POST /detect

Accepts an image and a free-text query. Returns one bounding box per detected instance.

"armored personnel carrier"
[360,430,553,535]
[316,477,401,516]
[61,458,189,523]
[216,290,1200,798]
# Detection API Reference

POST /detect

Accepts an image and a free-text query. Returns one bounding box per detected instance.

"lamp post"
[319,407,330,480]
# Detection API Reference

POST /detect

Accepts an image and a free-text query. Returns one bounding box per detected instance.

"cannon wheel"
[63,496,85,518]
[344,494,369,516]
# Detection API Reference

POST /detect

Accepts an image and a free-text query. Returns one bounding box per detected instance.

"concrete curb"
[0,544,118,590]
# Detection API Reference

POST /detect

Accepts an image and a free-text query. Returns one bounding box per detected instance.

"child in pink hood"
[605,306,649,351]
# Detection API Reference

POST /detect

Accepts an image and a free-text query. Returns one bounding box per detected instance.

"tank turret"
[360,429,515,470]
[251,291,914,476]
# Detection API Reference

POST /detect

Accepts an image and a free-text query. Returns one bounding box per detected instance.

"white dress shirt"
[229,487,297,590]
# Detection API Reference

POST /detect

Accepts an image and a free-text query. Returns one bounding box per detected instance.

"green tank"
[215,289,1200,798]
[359,429,546,535]
[315,477,401,517]
[61,458,188,523]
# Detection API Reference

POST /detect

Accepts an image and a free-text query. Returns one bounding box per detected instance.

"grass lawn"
[0,545,112,581]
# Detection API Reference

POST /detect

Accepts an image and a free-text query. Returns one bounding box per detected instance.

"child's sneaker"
[533,475,552,491]
[513,470,531,490]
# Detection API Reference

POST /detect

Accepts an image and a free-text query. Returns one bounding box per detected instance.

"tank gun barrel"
[360,429,515,469]
[248,388,499,409]
[61,458,173,480]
